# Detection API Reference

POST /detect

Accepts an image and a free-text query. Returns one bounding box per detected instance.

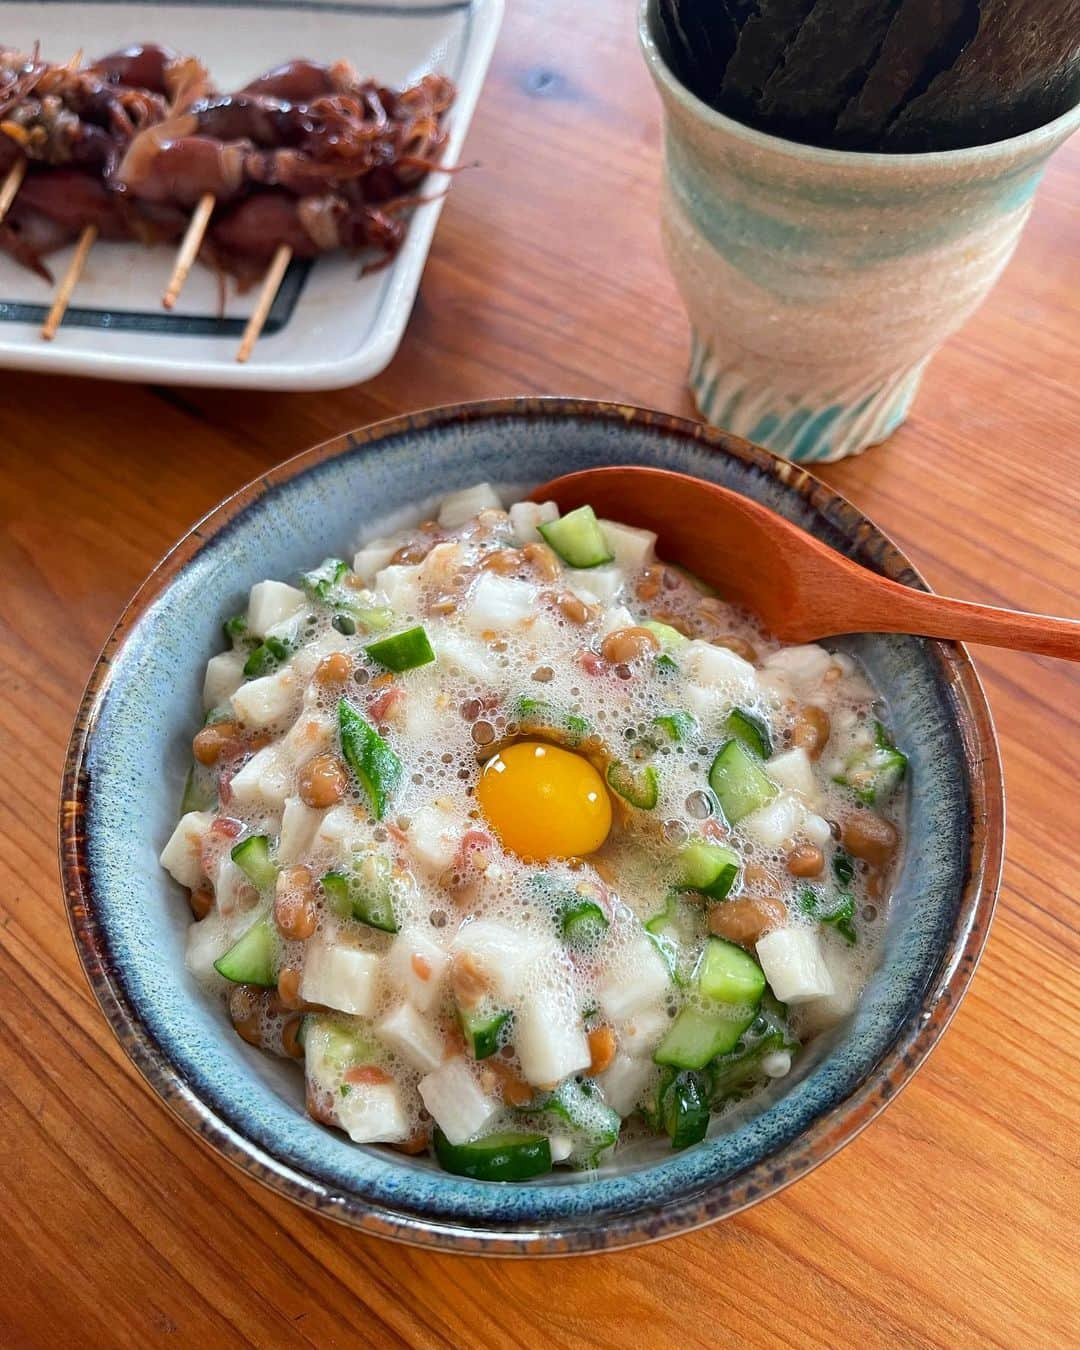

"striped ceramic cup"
[640,0,1080,462]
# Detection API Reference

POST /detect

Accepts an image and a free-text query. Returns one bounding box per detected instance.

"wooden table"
[1,4,1076,1345]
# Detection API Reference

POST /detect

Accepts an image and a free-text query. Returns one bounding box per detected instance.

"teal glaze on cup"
[640,0,1080,463]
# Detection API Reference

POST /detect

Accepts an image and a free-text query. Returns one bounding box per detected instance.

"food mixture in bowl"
[161,483,907,1181]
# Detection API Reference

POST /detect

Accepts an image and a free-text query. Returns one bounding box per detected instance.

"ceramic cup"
[640,0,1080,463]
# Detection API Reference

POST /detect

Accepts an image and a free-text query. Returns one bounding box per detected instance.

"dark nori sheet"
[755,0,902,144]
[884,0,1080,150]
[834,0,975,148]
[721,0,820,120]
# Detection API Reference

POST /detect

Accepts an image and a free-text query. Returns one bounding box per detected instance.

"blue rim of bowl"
[59,396,1005,1256]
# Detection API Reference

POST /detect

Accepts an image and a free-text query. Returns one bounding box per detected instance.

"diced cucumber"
[678,840,740,900]
[230,835,278,890]
[798,886,857,945]
[644,894,706,987]
[530,1079,621,1168]
[538,505,614,569]
[321,852,398,933]
[457,1004,510,1060]
[560,897,609,948]
[697,937,766,1006]
[365,626,436,673]
[222,613,248,645]
[725,708,772,759]
[338,699,402,820]
[434,1128,552,1181]
[180,765,216,814]
[661,1069,710,1150]
[606,760,659,809]
[654,710,697,743]
[642,620,689,649]
[709,1005,798,1104]
[513,696,591,746]
[654,1005,755,1069]
[304,1014,379,1071]
[243,635,293,678]
[213,916,277,987]
[708,740,778,823]
[301,558,350,603]
[834,721,908,805]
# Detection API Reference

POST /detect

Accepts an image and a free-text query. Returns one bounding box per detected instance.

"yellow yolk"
[477,741,612,861]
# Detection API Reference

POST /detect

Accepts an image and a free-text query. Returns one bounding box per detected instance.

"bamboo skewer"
[162,191,214,308]
[41,224,97,340]
[0,158,26,222]
[235,242,292,363]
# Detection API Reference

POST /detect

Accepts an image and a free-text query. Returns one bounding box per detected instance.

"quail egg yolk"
[477,741,612,861]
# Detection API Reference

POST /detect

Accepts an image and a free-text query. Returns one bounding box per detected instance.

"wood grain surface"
[0,3,1077,1345]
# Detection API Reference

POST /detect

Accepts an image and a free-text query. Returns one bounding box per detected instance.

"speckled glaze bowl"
[640,0,1080,463]
[61,398,1003,1255]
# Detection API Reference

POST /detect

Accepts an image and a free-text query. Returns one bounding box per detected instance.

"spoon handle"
[855,579,1080,660]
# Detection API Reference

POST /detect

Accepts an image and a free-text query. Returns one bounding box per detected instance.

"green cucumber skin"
[663,1070,711,1150]
[725,708,772,759]
[606,760,659,809]
[513,697,591,746]
[696,937,766,1007]
[320,864,398,934]
[459,1007,510,1060]
[338,699,402,820]
[537,505,614,569]
[433,1129,552,1181]
[560,898,609,947]
[679,841,740,900]
[365,626,436,673]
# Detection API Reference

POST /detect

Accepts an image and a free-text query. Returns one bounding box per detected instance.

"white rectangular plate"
[0,0,501,388]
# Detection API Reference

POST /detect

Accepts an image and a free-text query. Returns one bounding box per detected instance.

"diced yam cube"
[300,942,382,1016]
[437,482,502,529]
[312,803,368,863]
[184,913,232,985]
[509,500,559,543]
[756,927,835,1004]
[407,800,463,874]
[419,541,464,591]
[352,540,399,584]
[452,919,549,1002]
[598,604,636,636]
[246,580,305,638]
[795,943,862,1034]
[548,1132,574,1163]
[373,563,422,613]
[684,641,758,700]
[231,669,297,730]
[291,631,352,682]
[434,633,497,682]
[387,928,450,1013]
[278,797,324,866]
[376,1003,445,1073]
[203,650,247,712]
[336,1080,410,1144]
[228,746,290,812]
[596,932,671,1024]
[282,711,336,762]
[599,519,657,571]
[418,1056,499,1145]
[463,572,535,633]
[766,748,817,802]
[762,644,834,689]
[740,795,803,849]
[804,812,832,847]
[213,855,253,921]
[618,1006,669,1057]
[515,985,591,1088]
[160,810,215,888]
[565,566,623,606]
[598,1051,654,1117]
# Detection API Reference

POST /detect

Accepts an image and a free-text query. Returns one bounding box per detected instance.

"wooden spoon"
[530,467,1080,660]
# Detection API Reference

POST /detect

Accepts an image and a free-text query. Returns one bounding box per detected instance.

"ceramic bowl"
[61,398,1003,1255]
[640,0,1080,463]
